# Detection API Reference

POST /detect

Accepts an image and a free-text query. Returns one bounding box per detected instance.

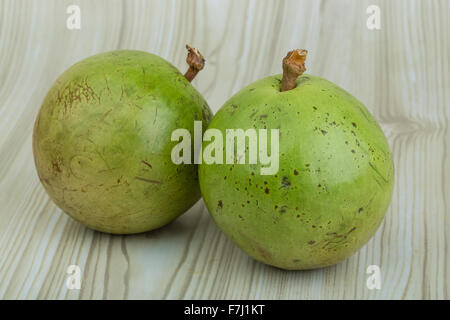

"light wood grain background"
[0,0,449,299]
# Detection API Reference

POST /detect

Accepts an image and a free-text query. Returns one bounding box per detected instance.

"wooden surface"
[0,0,449,299]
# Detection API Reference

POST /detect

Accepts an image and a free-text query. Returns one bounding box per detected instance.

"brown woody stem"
[184,45,205,82]
[281,49,308,92]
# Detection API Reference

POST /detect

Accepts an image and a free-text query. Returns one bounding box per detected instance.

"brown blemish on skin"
[97,167,120,173]
[321,129,327,135]
[134,176,162,184]
[218,200,223,208]
[141,160,152,168]
[369,162,389,183]
[153,107,158,124]
[322,227,357,249]
[326,227,356,238]
[294,169,299,175]
[57,77,101,114]
[100,109,113,123]
[52,161,62,173]
[358,207,363,213]
[264,187,270,194]
[132,103,143,110]
[281,176,291,189]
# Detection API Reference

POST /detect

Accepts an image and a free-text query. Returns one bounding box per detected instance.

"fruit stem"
[184,45,205,82]
[281,49,308,92]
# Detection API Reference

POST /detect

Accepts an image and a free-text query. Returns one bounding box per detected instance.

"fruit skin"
[199,74,394,270]
[33,50,212,234]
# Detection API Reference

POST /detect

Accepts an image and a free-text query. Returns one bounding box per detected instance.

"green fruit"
[33,47,212,234]
[199,50,394,270]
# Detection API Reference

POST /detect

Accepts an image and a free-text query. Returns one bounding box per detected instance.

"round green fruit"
[33,46,212,234]
[198,50,394,270]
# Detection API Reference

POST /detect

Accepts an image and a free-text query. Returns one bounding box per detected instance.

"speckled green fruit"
[199,74,394,270]
[33,50,212,234]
